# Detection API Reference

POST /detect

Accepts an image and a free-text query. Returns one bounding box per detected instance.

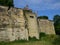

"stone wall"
[38,19,55,34]
[0,6,55,41]
[0,6,28,41]
[23,10,39,39]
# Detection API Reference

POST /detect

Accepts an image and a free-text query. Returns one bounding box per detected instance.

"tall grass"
[0,33,60,45]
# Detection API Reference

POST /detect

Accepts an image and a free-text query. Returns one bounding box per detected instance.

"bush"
[12,40,28,43]
[0,42,7,45]
[39,32,46,39]
[29,37,38,41]
[53,36,60,45]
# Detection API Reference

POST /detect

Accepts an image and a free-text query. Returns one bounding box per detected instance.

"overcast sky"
[14,0,60,20]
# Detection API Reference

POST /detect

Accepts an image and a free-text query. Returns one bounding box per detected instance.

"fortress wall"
[24,11,39,39]
[0,6,56,41]
[8,8,29,40]
[0,29,8,41]
[38,19,55,34]
[0,6,29,41]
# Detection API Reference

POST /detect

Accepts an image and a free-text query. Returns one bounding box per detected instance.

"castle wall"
[0,29,8,41]
[7,8,28,41]
[0,6,56,41]
[38,19,55,34]
[0,6,28,41]
[24,11,39,39]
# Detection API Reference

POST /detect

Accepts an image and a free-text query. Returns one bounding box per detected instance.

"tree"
[53,36,60,45]
[0,0,13,9]
[38,16,48,19]
[53,15,60,35]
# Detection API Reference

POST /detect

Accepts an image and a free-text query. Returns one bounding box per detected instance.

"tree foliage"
[53,36,60,45]
[0,0,13,7]
[38,16,48,19]
[53,15,60,35]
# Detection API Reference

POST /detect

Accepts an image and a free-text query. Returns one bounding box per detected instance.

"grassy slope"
[1,41,53,45]
[0,35,59,45]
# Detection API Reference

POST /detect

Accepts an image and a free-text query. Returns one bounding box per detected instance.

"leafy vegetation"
[0,0,13,6]
[29,37,39,41]
[38,16,48,19]
[53,36,60,45]
[0,0,13,10]
[53,15,60,35]
[39,32,46,40]
[0,35,58,45]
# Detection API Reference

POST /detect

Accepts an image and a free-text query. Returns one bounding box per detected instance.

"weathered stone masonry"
[0,6,55,41]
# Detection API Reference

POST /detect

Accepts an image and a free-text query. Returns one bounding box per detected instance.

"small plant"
[12,39,28,43]
[39,32,47,41]
[39,32,46,39]
[29,37,38,41]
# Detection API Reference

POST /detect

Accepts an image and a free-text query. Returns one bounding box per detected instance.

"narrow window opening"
[30,16,34,18]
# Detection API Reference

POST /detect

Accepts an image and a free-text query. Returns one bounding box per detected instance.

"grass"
[0,41,53,45]
[0,33,60,45]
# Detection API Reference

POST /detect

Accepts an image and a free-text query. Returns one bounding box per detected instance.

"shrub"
[12,40,28,43]
[53,36,60,45]
[29,37,38,41]
[39,32,46,39]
